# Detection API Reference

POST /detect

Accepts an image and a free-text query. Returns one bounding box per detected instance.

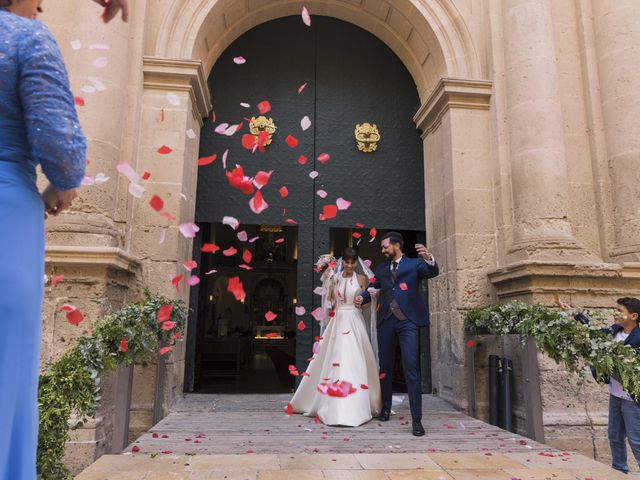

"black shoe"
[378,407,390,421]
[412,419,425,436]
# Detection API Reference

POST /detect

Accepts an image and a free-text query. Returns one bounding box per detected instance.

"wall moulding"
[142,56,212,124]
[413,77,492,136]
[45,246,141,273]
[488,260,640,303]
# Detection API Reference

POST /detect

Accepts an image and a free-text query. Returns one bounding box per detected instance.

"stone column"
[502,0,586,261]
[414,79,494,412]
[591,0,640,261]
[39,2,144,473]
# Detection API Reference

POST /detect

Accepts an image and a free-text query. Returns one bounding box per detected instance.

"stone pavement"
[76,394,628,479]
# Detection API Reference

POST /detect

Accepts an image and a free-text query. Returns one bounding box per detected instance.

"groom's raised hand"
[92,0,129,23]
[416,244,434,262]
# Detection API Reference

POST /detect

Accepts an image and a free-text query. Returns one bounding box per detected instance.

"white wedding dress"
[289,274,382,426]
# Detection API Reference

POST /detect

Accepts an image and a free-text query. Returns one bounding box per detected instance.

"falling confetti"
[301,6,312,26]
[336,198,351,210]
[257,100,271,115]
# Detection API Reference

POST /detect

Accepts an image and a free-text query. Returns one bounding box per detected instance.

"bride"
[288,247,382,427]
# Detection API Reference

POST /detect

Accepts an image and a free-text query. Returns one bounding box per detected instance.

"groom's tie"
[391,260,398,283]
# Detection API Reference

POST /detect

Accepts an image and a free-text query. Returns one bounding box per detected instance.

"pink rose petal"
[301,6,312,26]
[295,306,306,316]
[316,190,327,198]
[311,307,325,322]
[222,216,240,230]
[233,56,246,64]
[336,197,351,210]
[178,223,200,238]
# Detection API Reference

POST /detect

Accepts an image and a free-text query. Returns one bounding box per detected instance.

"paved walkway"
[77,394,627,479]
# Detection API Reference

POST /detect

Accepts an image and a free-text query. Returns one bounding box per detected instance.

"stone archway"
[136,0,492,425]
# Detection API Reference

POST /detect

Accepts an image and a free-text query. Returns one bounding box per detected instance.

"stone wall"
[35,0,640,472]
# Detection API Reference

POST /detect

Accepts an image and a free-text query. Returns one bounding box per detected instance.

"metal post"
[489,355,500,426]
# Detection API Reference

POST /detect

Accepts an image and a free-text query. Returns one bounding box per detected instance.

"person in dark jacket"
[562,297,640,474]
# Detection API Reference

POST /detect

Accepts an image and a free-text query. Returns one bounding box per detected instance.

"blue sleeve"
[18,21,86,190]
[417,258,439,280]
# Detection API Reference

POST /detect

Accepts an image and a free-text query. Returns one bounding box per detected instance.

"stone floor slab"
[323,470,391,480]
[443,470,514,480]
[185,454,280,471]
[428,453,523,470]
[278,453,362,470]
[355,453,440,470]
[385,470,455,480]
[257,469,325,480]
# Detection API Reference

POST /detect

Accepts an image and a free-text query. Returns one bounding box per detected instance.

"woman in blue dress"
[0,1,86,478]
[0,1,127,477]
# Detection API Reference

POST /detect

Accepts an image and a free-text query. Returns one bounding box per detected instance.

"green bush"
[37,292,187,479]
[464,300,640,402]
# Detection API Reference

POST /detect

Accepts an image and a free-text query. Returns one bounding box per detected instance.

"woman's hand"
[92,0,129,23]
[41,184,77,217]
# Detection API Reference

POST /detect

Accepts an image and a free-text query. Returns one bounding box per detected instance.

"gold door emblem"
[355,123,380,153]
[249,116,277,146]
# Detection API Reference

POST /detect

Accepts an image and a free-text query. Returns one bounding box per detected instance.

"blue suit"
[362,256,439,419]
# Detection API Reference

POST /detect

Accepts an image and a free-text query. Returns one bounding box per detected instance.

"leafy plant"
[465,301,640,402]
[37,292,187,479]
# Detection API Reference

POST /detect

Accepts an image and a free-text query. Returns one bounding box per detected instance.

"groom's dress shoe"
[412,419,425,436]
[379,408,391,421]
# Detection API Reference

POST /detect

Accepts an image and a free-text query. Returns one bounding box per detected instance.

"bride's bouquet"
[315,254,337,282]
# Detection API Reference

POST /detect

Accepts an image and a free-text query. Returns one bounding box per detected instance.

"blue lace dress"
[0,10,86,479]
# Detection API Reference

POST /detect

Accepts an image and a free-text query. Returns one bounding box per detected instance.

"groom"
[356,232,439,436]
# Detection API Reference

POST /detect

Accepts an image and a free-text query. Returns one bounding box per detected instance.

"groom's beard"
[383,252,393,259]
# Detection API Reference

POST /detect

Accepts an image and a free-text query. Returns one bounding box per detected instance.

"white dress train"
[289,274,382,426]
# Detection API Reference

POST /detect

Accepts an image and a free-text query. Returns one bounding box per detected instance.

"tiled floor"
[76,452,628,480]
[76,394,629,479]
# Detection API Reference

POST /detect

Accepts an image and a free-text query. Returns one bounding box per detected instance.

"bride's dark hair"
[0,0,13,7]
[342,247,358,262]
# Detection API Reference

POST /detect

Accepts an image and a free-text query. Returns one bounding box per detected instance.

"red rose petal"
[285,402,294,416]
[198,154,217,166]
[297,321,306,331]
[157,145,173,155]
[201,243,220,253]
[223,247,238,256]
[317,153,330,164]
[399,283,408,291]
[241,134,256,150]
[297,155,308,165]
[142,171,151,180]
[51,274,64,286]
[258,100,271,115]
[120,336,128,353]
[279,186,289,198]
[149,195,164,212]
[320,204,338,220]
[265,311,277,322]
[227,276,246,301]
[242,250,252,263]
[379,373,386,379]
[157,305,173,322]
[159,346,173,356]
[66,309,84,326]
[74,96,85,106]
[466,340,475,348]
[285,135,299,148]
